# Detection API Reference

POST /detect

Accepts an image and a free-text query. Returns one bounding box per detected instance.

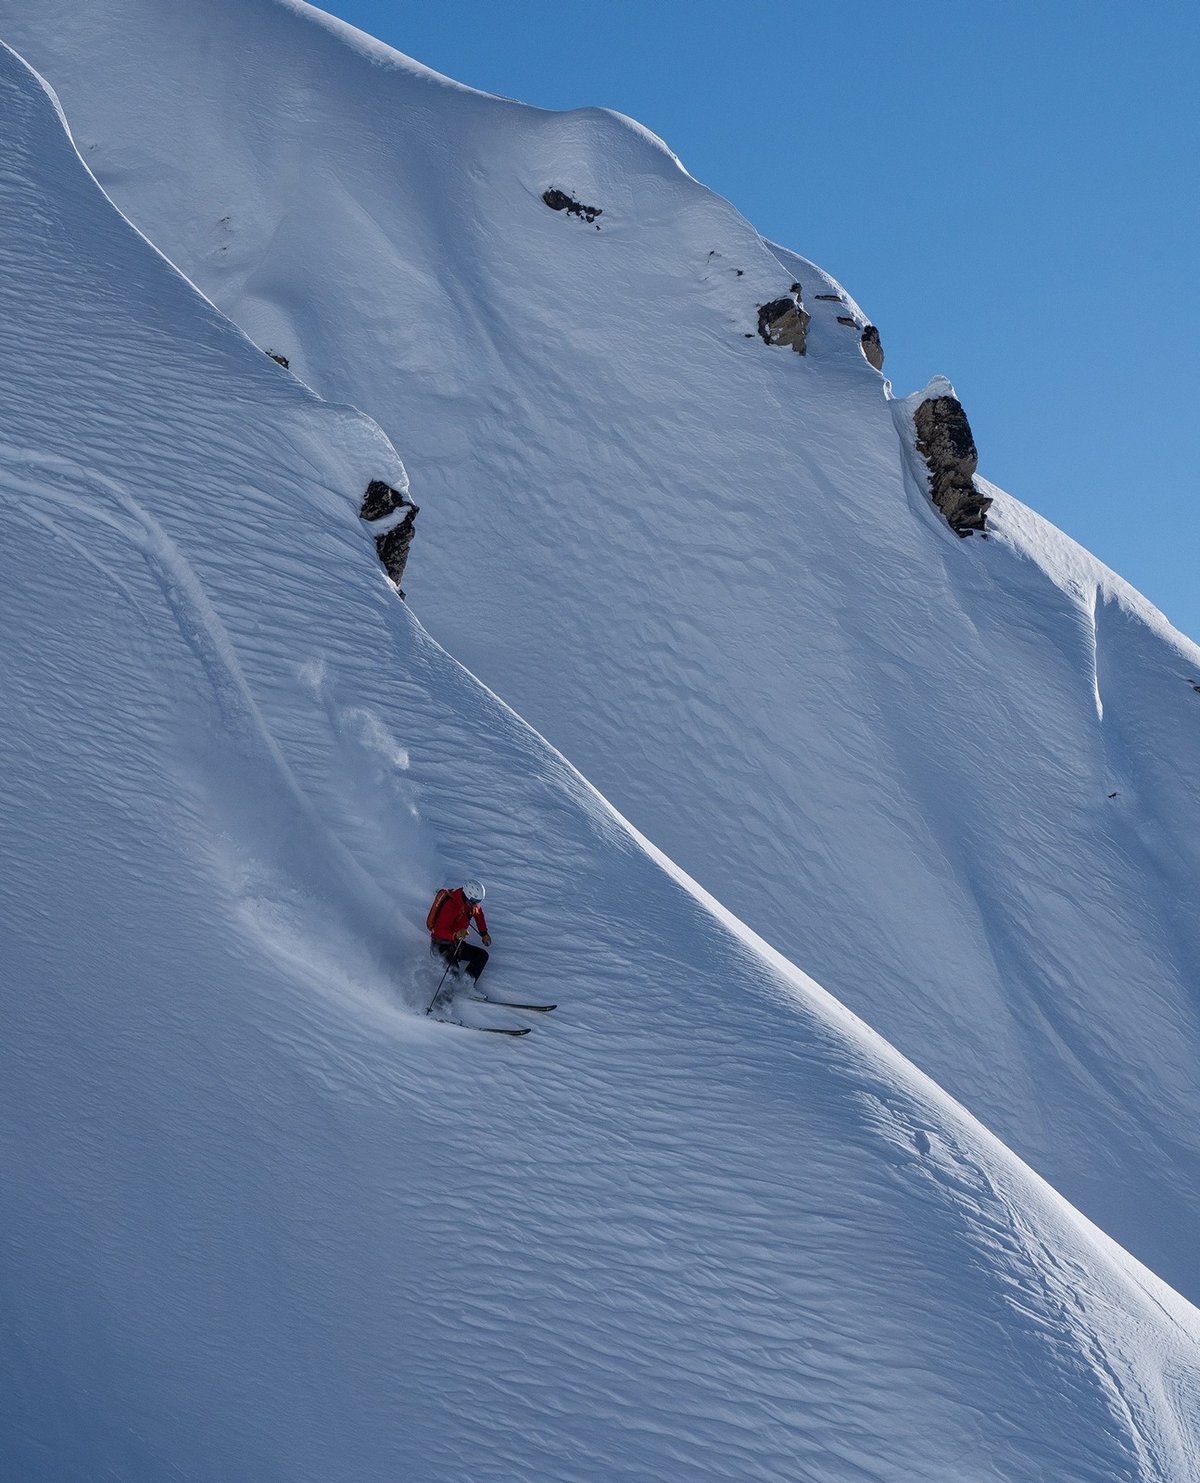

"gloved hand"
[454,928,468,942]
[482,933,492,946]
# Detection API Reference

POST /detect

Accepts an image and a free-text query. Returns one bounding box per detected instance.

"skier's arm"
[473,904,490,943]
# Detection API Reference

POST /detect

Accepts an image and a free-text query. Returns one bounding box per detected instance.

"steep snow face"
[7,0,1199,1304]
[4,38,1200,1483]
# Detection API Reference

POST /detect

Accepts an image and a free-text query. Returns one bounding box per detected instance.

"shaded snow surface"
[6,0,1200,1309]
[3,20,1200,1483]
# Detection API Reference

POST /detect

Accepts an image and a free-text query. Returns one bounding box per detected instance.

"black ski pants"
[431,937,489,983]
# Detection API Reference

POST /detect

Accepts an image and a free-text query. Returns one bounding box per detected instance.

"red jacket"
[430,887,488,943]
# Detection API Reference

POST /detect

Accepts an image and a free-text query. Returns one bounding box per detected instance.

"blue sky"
[327,0,1199,642]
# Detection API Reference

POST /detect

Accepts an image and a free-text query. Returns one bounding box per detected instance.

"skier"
[427,879,492,985]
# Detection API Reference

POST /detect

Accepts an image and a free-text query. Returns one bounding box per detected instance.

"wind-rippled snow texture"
[3,38,1200,1483]
[7,0,1199,1307]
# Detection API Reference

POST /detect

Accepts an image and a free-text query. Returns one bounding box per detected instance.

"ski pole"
[425,943,460,1015]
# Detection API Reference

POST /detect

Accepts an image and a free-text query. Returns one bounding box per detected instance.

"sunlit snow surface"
[2,21,1200,1483]
[5,0,1199,1312]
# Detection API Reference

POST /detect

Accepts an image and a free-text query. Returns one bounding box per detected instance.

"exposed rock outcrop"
[360,480,420,596]
[913,395,992,536]
[756,288,810,354]
[860,325,884,371]
[374,515,419,595]
[542,188,602,225]
[265,349,289,368]
[360,478,407,522]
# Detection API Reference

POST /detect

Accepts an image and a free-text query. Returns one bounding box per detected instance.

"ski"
[471,996,557,1013]
[433,1014,531,1037]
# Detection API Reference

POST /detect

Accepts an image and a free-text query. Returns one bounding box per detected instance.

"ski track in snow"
[3,24,1200,1483]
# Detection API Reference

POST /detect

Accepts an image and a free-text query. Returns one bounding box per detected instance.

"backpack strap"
[425,887,451,933]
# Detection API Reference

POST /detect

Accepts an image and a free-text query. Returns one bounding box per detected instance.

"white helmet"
[462,879,485,904]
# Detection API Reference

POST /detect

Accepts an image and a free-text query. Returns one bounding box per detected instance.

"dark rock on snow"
[913,396,992,536]
[360,479,407,522]
[374,515,419,595]
[542,188,602,225]
[361,480,420,596]
[860,325,885,371]
[756,290,811,354]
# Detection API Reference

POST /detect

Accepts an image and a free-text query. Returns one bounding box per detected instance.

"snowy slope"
[6,0,1199,1306]
[4,36,1200,1483]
